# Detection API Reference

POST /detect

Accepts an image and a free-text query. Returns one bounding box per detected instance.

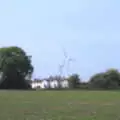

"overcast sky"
[0,0,120,81]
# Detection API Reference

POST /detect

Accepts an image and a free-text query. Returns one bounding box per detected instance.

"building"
[31,79,69,89]
[60,79,69,88]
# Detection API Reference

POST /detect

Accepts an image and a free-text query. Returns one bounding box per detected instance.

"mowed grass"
[0,90,120,120]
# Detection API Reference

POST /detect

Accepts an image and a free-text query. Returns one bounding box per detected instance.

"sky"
[0,0,120,81]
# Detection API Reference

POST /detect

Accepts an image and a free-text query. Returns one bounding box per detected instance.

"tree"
[89,72,106,89]
[68,74,80,89]
[89,69,120,89]
[104,69,120,89]
[0,46,33,89]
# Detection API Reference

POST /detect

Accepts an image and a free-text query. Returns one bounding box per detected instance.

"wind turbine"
[57,46,68,81]
[62,47,75,77]
[58,46,75,77]
[58,56,66,77]
[66,58,75,77]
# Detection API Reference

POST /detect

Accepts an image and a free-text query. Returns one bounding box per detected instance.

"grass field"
[0,90,120,120]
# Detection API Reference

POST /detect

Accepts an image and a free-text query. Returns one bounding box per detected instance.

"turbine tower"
[65,50,75,77]
[59,46,75,77]
[58,51,66,77]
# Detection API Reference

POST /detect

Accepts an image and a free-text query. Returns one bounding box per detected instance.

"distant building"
[50,80,59,88]
[31,81,41,89]
[60,79,69,88]
[31,79,69,89]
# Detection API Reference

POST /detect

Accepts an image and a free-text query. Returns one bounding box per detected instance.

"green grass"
[0,90,120,120]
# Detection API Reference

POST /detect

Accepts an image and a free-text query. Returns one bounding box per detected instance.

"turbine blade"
[62,47,68,58]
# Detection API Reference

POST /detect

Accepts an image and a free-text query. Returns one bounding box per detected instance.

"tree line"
[0,46,120,90]
[68,69,120,90]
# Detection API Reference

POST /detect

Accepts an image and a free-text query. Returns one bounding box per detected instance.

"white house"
[31,79,69,89]
[41,80,50,89]
[60,79,69,88]
[50,80,60,88]
[31,81,42,89]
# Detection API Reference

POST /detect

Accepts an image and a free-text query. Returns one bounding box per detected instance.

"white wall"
[31,82,42,89]
[31,82,37,89]
[31,79,69,89]
[50,80,59,88]
[41,80,49,89]
[60,80,69,88]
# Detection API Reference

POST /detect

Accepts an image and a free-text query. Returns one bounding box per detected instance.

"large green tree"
[89,69,120,89]
[104,69,120,89]
[89,72,106,89]
[68,74,80,89]
[0,46,33,89]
